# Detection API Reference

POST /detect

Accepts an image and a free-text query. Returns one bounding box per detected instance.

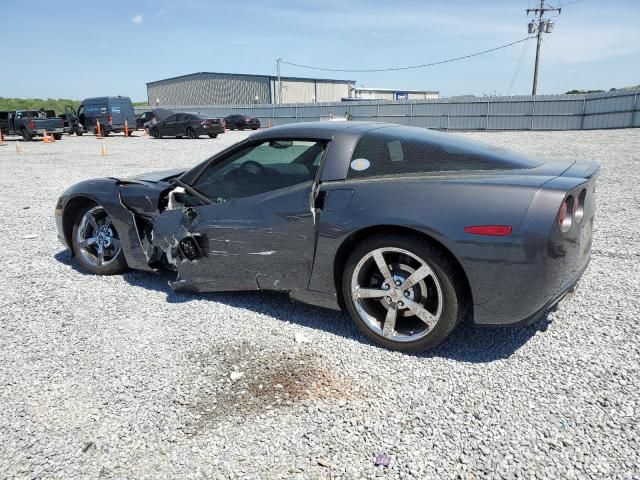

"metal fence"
[136,90,640,131]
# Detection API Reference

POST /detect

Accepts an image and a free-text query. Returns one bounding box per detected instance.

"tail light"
[559,196,574,233]
[29,120,36,129]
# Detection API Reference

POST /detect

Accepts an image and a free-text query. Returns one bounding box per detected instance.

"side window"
[348,128,534,178]
[192,140,326,201]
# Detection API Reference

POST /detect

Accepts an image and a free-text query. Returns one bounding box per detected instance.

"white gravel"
[0,128,638,479]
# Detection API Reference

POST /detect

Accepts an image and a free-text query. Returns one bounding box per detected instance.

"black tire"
[341,234,466,352]
[187,128,198,139]
[53,133,63,140]
[176,136,183,139]
[208,133,218,138]
[151,128,161,139]
[21,129,32,142]
[71,204,128,275]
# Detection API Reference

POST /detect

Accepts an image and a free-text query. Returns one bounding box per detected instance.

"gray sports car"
[54,122,598,352]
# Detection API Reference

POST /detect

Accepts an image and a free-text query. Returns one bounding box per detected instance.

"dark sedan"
[150,113,224,139]
[224,114,260,130]
[54,122,598,352]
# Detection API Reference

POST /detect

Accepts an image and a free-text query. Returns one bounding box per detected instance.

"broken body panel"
[55,122,599,326]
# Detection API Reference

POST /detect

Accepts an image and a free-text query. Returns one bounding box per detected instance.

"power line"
[507,36,532,95]
[280,37,534,73]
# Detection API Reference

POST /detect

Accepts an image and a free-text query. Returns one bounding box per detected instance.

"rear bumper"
[35,128,64,135]
[489,255,589,327]
[198,125,224,135]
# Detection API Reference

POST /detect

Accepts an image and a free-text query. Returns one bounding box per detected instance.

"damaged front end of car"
[115,171,213,290]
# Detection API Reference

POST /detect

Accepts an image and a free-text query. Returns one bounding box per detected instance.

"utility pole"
[527,0,560,95]
[275,58,282,105]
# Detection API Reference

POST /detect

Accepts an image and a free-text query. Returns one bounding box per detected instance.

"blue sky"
[1,0,638,101]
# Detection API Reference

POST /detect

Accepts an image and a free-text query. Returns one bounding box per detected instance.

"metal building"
[351,87,440,101]
[146,72,355,106]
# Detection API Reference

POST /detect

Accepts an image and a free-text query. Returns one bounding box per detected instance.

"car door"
[154,139,328,293]
[161,114,178,136]
[175,114,189,137]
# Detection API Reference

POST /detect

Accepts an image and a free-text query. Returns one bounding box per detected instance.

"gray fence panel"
[378,103,412,117]
[489,101,533,116]
[585,94,634,114]
[534,99,583,115]
[534,115,582,130]
[583,112,631,129]
[134,89,639,131]
[488,115,531,130]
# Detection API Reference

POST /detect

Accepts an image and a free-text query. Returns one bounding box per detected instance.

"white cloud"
[131,14,143,25]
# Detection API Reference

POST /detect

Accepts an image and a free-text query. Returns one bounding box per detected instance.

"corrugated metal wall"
[148,73,272,106]
[148,73,354,106]
[137,90,640,131]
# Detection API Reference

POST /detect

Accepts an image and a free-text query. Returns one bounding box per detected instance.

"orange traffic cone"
[49,132,56,142]
[42,132,51,143]
[100,139,108,156]
[0,128,5,145]
[124,119,129,137]
[96,120,102,139]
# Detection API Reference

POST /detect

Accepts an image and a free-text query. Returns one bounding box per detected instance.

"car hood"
[122,168,186,184]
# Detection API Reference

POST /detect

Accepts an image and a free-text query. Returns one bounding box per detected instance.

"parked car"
[54,122,599,352]
[66,96,137,136]
[224,114,260,130]
[0,109,64,141]
[136,108,174,130]
[150,113,224,139]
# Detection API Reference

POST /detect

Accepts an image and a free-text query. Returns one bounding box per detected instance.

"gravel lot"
[0,128,638,479]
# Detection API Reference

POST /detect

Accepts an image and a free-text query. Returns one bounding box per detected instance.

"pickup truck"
[0,109,65,141]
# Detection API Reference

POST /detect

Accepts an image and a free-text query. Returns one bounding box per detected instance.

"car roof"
[249,121,386,141]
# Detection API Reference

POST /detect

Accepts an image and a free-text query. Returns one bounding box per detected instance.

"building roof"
[147,71,356,86]
[354,87,440,94]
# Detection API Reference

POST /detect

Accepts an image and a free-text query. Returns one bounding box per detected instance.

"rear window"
[109,99,134,115]
[348,127,541,178]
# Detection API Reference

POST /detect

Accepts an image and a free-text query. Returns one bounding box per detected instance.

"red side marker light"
[464,225,512,236]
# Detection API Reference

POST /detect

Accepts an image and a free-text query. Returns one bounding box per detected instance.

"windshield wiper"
[172,178,212,205]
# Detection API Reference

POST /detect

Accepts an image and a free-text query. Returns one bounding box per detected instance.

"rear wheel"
[53,133,63,140]
[208,133,218,138]
[71,204,128,275]
[342,234,465,352]
[187,128,198,139]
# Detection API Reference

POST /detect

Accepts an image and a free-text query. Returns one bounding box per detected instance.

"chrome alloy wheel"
[350,247,443,342]
[75,206,122,268]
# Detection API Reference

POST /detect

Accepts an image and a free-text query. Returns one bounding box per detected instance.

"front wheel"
[208,133,218,138]
[342,234,466,352]
[71,204,128,275]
